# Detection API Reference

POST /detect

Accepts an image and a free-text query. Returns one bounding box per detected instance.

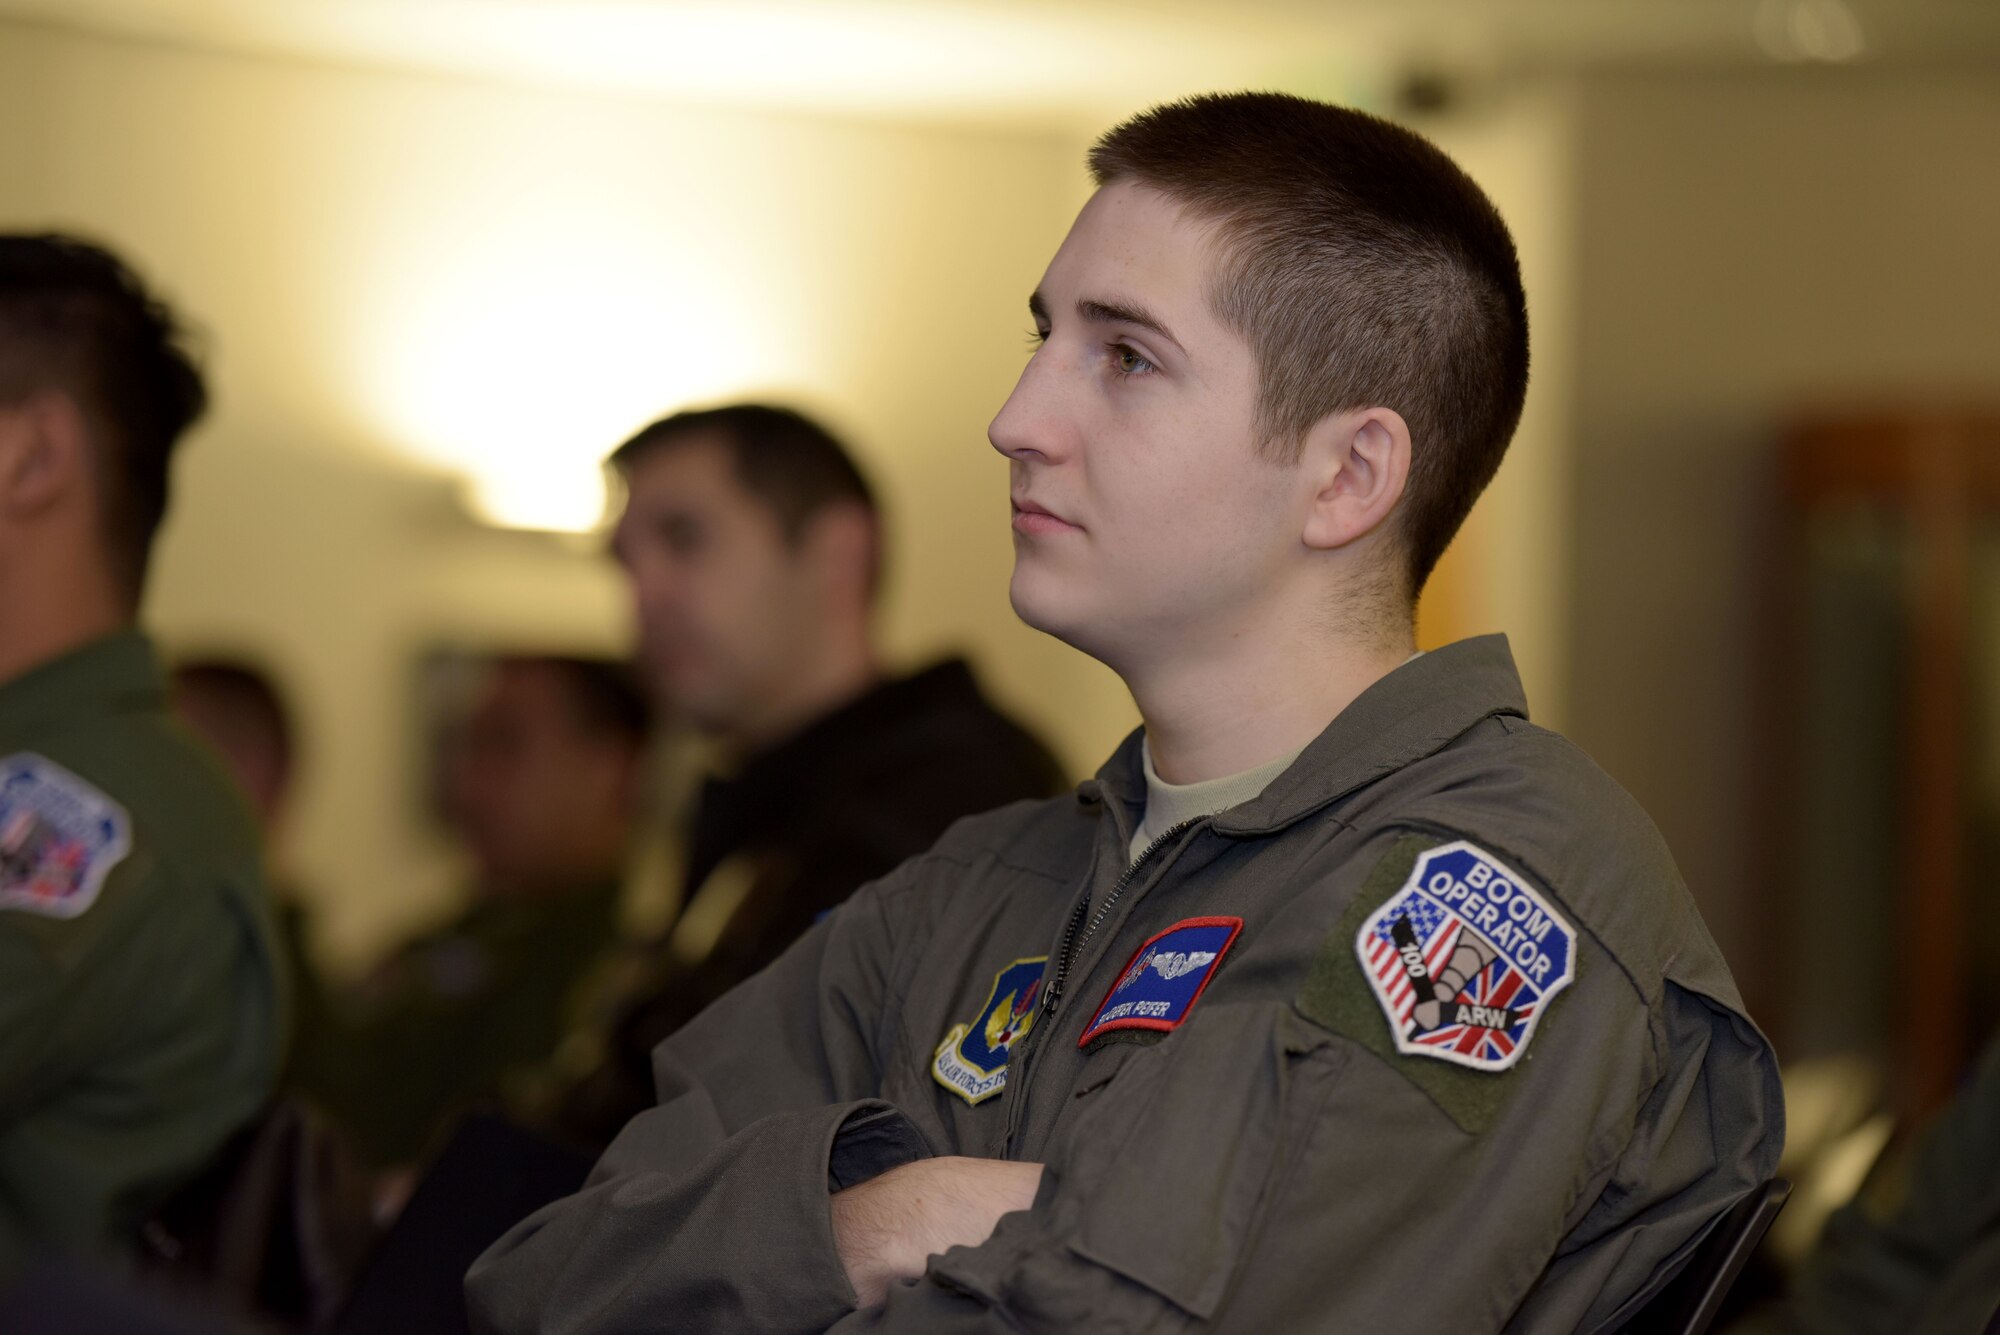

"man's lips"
[1011,497,1080,536]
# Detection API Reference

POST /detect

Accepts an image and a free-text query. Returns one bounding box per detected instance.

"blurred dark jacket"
[1755,1032,2000,1335]
[551,658,1062,1146]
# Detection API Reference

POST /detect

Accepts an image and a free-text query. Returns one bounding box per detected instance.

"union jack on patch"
[1356,840,1576,1073]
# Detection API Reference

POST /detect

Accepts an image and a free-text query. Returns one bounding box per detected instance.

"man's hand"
[830,1156,1044,1307]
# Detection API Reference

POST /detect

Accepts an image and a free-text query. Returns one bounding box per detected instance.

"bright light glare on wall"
[98,0,1309,123]
[365,215,772,533]
[1754,0,1868,63]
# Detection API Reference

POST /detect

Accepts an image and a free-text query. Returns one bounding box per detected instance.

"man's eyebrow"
[1077,297,1186,356]
[1027,289,1189,359]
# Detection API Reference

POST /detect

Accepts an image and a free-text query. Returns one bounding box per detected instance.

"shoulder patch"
[933,956,1047,1105]
[1078,916,1242,1048]
[1355,840,1575,1073]
[0,753,132,919]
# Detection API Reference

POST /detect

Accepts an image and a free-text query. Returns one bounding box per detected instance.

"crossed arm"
[831,1158,1045,1307]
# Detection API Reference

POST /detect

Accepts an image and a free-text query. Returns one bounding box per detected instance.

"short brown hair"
[1090,93,1529,596]
[0,234,208,605]
[611,403,875,540]
[611,402,881,592]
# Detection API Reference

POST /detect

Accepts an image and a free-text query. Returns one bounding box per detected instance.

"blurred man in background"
[169,661,294,839]
[0,233,282,1275]
[549,404,1062,1144]
[299,655,647,1167]
[1747,1031,2000,1332]
[169,658,331,1077]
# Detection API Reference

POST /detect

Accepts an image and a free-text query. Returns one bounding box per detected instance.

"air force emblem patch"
[1078,916,1242,1048]
[0,753,131,920]
[933,956,1046,1105]
[1356,841,1574,1073]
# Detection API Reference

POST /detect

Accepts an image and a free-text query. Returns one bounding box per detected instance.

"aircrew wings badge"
[0,753,131,920]
[1078,916,1242,1047]
[933,956,1047,1105]
[1356,841,1575,1073]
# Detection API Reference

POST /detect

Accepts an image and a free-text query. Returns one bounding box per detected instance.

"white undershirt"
[1127,652,1425,863]
[1128,738,1303,863]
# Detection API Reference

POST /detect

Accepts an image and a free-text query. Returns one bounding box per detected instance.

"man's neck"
[1123,612,1415,786]
[0,566,129,690]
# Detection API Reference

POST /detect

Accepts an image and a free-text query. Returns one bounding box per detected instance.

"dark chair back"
[1620,1178,1792,1335]
[332,1112,594,1335]
[141,1095,379,1330]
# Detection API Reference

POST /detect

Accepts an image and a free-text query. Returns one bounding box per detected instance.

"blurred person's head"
[608,404,881,753]
[170,659,295,837]
[441,656,650,899]
[990,93,1527,681]
[0,234,207,680]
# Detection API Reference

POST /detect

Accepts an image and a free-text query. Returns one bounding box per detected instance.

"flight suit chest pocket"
[1057,1005,1348,1323]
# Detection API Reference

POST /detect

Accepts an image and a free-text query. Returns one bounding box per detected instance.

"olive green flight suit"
[296,878,624,1166]
[467,637,1784,1333]
[0,632,283,1276]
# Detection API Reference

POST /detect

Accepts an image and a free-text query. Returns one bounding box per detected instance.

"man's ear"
[1298,406,1411,554]
[0,392,90,521]
[800,502,879,607]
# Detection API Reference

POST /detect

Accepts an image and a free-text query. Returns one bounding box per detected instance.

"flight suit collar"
[0,629,167,740]
[1076,635,1529,839]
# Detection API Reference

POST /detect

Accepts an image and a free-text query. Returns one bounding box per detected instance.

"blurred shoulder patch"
[0,753,131,919]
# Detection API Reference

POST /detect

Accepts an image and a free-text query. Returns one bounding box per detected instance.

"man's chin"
[1009,579,1112,664]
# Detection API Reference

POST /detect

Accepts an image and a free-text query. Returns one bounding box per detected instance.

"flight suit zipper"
[1002,818,1201,1156]
[1041,818,1198,1023]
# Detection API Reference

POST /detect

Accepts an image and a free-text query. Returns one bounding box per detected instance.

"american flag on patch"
[1364,892,1461,1028]
[1355,840,1576,1073]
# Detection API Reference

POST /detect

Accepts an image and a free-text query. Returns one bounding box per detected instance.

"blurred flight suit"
[468,638,1785,1333]
[0,632,283,1276]
[301,878,623,1166]
[1759,1031,2000,1335]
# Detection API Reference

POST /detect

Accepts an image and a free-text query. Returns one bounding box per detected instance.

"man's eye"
[1113,344,1156,376]
[658,520,704,555]
[1024,327,1048,349]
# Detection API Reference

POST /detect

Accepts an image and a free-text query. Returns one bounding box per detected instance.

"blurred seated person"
[1747,1029,2000,1334]
[296,656,647,1167]
[0,233,282,1275]
[548,404,1064,1145]
[168,658,329,1074]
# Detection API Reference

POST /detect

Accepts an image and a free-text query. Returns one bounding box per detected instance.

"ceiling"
[0,0,1994,126]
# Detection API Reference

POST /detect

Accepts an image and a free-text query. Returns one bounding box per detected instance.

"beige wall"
[1417,90,1578,730]
[0,21,1134,968]
[1565,69,2000,997]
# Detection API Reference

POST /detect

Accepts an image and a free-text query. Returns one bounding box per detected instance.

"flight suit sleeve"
[822,840,1778,1333]
[0,854,154,1121]
[0,933,74,1120]
[464,866,935,1335]
[0,907,137,1271]
[0,856,278,1275]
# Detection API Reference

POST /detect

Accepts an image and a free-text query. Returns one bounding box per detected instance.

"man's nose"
[987,351,1069,465]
